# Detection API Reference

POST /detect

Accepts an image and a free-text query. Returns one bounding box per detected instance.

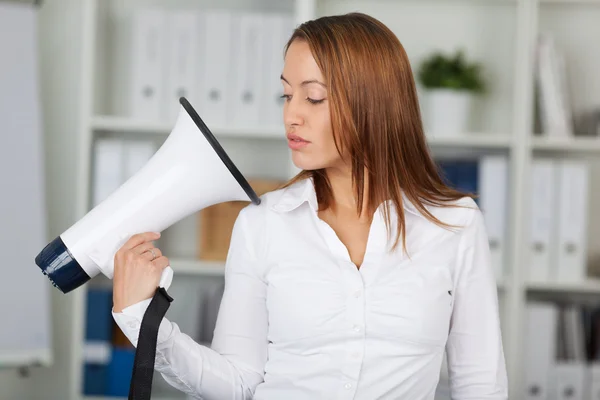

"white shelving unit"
[59,0,600,399]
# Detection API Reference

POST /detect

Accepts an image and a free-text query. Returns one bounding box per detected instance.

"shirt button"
[351,352,360,359]
[128,321,138,329]
[344,383,352,390]
[353,325,362,332]
[353,290,361,298]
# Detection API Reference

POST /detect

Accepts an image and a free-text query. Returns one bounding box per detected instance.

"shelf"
[540,0,600,4]
[526,278,600,294]
[91,115,285,140]
[92,116,512,149]
[84,396,184,400]
[426,132,512,149]
[170,258,225,277]
[532,136,600,152]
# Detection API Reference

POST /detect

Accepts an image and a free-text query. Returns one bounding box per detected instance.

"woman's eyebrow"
[280,74,327,88]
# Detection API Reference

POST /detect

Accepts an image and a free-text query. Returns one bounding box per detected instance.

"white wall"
[0,0,83,398]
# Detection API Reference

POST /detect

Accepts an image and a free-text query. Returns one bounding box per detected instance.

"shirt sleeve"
[111,206,268,399]
[445,207,509,400]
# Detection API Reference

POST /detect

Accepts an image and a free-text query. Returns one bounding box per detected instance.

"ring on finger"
[146,248,157,261]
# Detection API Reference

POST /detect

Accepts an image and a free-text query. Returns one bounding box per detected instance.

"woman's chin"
[291,153,321,171]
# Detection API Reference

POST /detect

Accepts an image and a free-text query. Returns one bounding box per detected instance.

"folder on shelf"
[92,138,124,207]
[83,288,113,396]
[524,301,558,400]
[198,10,232,127]
[261,13,295,128]
[588,364,600,400]
[200,282,225,344]
[123,139,156,180]
[528,159,557,283]
[106,347,135,397]
[535,33,573,137]
[478,155,508,281]
[437,156,509,280]
[164,11,201,124]
[229,12,266,129]
[552,361,587,400]
[554,160,590,282]
[129,8,167,121]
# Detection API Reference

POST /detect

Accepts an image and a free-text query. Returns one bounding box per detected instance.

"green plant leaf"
[417,49,486,93]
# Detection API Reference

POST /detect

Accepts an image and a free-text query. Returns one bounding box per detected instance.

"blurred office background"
[1,0,600,399]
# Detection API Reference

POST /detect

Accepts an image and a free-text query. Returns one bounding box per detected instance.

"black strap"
[128,287,173,400]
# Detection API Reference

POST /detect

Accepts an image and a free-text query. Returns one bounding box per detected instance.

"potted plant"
[417,49,486,136]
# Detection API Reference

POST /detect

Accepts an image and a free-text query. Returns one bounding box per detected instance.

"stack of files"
[524,301,600,399]
[82,286,137,397]
[127,7,295,131]
[534,33,574,137]
[436,155,509,281]
[92,137,156,207]
[105,346,135,397]
[199,281,226,345]
[82,288,113,396]
[527,158,589,283]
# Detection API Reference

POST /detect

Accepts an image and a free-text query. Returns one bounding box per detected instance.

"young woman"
[111,12,508,400]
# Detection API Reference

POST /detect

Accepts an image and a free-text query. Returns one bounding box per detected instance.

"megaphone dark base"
[34,97,260,294]
[35,235,91,293]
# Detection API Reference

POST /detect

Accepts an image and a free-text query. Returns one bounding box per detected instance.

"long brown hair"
[281,12,473,252]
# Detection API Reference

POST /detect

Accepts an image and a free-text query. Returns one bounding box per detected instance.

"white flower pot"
[425,89,473,136]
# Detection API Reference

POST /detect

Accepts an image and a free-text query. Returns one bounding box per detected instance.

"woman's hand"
[112,232,169,313]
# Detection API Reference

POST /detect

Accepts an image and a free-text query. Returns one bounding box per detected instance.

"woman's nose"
[283,98,304,128]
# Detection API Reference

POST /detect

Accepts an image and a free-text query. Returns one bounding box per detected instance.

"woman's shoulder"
[416,195,480,230]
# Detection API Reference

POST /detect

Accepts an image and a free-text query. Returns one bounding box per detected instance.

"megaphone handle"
[159,266,174,290]
[128,286,173,400]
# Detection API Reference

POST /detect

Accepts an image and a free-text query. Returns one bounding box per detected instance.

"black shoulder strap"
[128,287,173,400]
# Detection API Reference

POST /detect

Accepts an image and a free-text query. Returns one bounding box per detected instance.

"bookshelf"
[56,0,600,399]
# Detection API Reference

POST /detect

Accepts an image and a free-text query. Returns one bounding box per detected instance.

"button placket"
[336,269,365,398]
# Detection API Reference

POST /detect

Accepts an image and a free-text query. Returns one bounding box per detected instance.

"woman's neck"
[324,166,371,219]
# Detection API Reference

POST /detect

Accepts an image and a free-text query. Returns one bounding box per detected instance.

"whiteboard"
[0,2,52,368]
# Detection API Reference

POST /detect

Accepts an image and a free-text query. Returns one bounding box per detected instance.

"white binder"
[477,155,508,281]
[528,159,556,283]
[552,362,587,400]
[230,12,266,129]
[262,13,295,128]
[92,138,124,207]
[524,302,558,400]
[129,8,167,121]
[588,364,600,400]
[123,139,156,180]
[554,160,589,282]
[164,11,201,123]
[199,10,232,127]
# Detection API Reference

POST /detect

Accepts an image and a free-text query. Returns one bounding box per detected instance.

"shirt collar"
[270,177,423,219]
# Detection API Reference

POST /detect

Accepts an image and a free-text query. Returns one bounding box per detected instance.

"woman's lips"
[287,133,310,150]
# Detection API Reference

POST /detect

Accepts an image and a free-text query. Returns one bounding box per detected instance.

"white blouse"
[112,177,508,400]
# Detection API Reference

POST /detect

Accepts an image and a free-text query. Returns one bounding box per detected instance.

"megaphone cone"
[35,97,260,294]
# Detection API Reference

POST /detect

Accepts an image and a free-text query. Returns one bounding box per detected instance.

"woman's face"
[281,39,342,171]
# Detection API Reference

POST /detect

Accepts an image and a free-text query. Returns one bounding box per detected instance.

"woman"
[112,12,508,400]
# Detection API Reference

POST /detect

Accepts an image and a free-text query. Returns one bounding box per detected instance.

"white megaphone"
[35,97,261,294]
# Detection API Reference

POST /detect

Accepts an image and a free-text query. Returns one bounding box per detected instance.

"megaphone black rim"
[179,97,261,205]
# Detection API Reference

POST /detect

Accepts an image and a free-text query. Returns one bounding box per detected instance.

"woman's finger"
[152,256,170,271]
[122,232,160,251]
[141,247,162,261]
[134,241,159,256]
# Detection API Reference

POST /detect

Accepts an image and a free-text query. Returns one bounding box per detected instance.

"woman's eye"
[279,94,325,105]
